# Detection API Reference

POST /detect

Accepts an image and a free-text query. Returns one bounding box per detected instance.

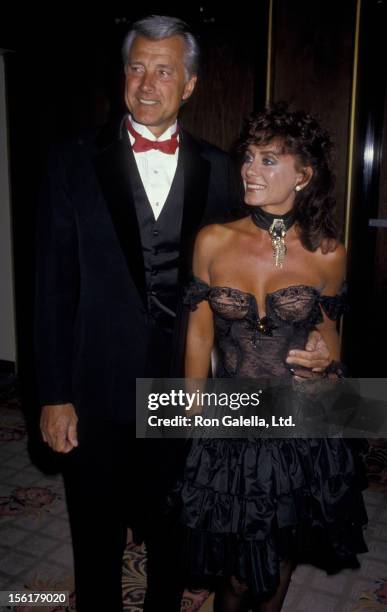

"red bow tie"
[126,118,179,154]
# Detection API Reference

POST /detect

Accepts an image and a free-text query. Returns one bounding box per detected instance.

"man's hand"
[320,237,338,254]
[40,403,78,453]
[286,330,331,378]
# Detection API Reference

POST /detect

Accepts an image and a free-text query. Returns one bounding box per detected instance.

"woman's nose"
[245,162,259,175]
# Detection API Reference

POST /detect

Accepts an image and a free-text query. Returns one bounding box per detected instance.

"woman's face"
[241,141,308,214]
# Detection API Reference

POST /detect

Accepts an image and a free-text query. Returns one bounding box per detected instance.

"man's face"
[124,35,197,137]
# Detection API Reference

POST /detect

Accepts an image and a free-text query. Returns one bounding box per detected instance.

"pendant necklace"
[248,206,295,268]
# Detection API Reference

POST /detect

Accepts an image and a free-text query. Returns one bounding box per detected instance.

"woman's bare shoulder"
[315,241,346,266]
[313,241,346,290]
[195,221,241,250]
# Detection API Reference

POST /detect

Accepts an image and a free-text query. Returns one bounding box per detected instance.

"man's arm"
[35,145,80,452]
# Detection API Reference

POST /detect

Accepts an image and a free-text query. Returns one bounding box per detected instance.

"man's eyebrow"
[128,60,174,70]
[155,63,174,69]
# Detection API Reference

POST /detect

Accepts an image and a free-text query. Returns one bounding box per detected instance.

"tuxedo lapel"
[91,124,210,304]
[92,121,147,307]
[179,130,210,282]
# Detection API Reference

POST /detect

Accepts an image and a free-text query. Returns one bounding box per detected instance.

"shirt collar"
[128,115,178,142]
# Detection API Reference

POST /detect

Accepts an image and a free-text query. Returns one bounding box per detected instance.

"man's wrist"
[324,360,347,378]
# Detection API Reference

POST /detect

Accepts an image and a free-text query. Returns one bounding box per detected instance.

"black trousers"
[62,419,186,612]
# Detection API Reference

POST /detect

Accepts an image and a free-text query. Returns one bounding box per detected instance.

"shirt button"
[152,230,159,237]
[154,169,159,174]
[151,270,158,276]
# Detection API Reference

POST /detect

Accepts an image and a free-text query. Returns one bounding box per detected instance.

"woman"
[178,105,368,611]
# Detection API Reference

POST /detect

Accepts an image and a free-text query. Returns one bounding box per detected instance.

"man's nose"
[139,72,155,92]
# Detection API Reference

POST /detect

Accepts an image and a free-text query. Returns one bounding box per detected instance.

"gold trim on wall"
[344,0,362,250]
[265,0,274,105]
[341,0,361,346]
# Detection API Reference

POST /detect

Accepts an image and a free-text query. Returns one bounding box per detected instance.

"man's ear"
[182,75,197,101]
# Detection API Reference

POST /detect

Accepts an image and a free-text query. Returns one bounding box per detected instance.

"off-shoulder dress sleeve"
[318,283,348,321]
[183,276,211,311]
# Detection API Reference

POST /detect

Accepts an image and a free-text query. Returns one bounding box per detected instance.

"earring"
[295,185,302,192]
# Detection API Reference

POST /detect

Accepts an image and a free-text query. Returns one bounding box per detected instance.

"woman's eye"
[262,157,275,165]
[243,154,253,164]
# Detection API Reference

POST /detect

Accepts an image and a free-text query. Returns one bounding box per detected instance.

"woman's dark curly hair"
[240,103,338,251]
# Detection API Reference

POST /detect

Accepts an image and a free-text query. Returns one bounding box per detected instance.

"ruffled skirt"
[174,437,368,598]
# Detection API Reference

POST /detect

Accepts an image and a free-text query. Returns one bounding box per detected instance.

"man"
[35,15,329,612]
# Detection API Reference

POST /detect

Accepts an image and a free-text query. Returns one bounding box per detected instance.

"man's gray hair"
[122,15,200,80]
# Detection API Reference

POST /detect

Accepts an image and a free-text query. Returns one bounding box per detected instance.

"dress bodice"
[183,277,346,378]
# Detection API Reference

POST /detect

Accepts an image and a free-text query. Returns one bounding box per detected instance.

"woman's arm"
[185,226,217,378]
[315,243,347,362]
[185,302,214,378]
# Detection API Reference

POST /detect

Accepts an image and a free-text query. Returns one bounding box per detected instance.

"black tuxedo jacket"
[35,118,241,423]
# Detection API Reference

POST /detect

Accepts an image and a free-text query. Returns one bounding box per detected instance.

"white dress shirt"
[127,116,179,221]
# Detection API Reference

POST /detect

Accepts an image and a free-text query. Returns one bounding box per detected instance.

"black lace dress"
[177,276,368,597]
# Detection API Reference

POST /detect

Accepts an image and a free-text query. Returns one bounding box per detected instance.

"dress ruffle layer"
[176,438,368,597]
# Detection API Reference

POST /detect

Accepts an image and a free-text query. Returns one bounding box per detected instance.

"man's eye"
[159,70,171,77]
[130,65,143,73]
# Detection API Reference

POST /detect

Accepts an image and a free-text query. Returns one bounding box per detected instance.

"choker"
[248,206,295,268]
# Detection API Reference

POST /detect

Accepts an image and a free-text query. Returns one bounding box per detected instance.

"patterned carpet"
[1,379,387,611]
